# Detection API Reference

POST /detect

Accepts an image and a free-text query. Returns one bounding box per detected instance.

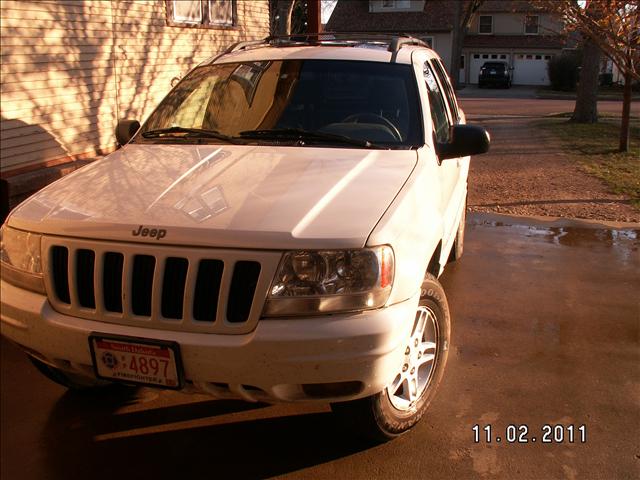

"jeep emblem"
[132,225,167,240]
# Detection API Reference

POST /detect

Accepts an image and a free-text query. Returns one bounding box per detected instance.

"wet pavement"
[1,214,639,480]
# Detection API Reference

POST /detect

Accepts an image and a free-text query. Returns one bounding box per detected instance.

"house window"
[167,0,236,27]
[524,15,539,34]
[460,55,465,68]
[479,15,493,34]
[500,54,506,59]
[172,0,202,22]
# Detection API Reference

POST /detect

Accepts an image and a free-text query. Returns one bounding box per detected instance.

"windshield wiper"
[239,128,384,149]
[141,126,240,143]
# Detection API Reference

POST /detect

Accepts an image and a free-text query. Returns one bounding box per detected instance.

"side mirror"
[115,119,140,146]
[438,124,490,161]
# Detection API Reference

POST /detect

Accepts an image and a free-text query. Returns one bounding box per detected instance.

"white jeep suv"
[0,35,489,441]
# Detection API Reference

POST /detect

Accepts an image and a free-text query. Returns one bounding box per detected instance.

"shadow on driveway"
[38,389,376,480]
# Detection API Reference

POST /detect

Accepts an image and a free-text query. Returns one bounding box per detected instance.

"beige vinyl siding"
[0,0,270,175]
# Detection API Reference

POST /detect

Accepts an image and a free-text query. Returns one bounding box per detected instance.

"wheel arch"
[426,241,442,277]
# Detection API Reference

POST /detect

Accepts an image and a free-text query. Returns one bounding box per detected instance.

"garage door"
[513,54,552,85]
[470,53,510,84]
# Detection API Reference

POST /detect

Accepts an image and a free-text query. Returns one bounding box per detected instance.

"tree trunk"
[272,0,295,35]
[619,71,632,152]
[449,0,463,89]
[571,37,601,123]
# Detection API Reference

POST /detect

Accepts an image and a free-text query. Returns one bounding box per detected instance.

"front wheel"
[331,274,451,442]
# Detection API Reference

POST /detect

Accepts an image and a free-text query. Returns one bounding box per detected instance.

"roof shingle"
[326,0,557,34]
[326,0,456,33]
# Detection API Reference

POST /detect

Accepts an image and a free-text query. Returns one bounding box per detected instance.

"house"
[326,0,566,86]
[326,0,456,69]
[0,0,270,220]
[462,1,565,86]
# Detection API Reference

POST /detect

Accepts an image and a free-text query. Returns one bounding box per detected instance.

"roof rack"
[220,34,431,62]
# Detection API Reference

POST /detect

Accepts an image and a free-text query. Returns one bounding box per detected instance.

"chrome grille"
[43,237,280,334]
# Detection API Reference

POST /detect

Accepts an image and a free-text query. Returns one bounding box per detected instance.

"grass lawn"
[536,86,640,100]
[537,117,640,208]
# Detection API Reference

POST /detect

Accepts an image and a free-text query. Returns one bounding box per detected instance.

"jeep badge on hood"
[132,225,167,240]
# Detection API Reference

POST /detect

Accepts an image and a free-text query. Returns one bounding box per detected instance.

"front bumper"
[0,279,419,403]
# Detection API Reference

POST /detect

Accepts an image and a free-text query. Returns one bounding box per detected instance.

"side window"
[423,62,451,144]
[431,59,460,124]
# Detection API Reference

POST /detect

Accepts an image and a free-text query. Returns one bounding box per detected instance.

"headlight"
[0,225,45,294]
[263,245,394,316]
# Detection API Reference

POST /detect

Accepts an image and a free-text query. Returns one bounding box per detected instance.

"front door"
[422,61,460,240]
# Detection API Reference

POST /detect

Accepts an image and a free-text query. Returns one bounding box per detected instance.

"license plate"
[490,70,496,74]
[89,334,183,389]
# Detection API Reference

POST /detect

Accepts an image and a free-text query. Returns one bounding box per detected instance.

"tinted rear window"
[482,63,507,69]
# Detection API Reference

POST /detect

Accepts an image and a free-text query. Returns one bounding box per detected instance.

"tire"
[29,355,116,390]
[331,274,451,442]
[449,201,466,262]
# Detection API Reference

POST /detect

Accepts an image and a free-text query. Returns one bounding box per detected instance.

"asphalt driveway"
[2,214,638,480]
[458,88,639,118]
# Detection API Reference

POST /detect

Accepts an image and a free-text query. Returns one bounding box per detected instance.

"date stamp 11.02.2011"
[472,424,587,444]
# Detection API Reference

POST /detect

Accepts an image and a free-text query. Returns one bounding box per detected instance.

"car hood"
[9,144,417,249]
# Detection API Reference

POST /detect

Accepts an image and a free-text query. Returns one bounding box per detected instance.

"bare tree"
[554,0,639,151]
[572,36,602,123]
[271,0,296,35]
[450,0,484,88]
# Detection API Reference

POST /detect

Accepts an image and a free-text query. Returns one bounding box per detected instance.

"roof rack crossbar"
[387,35,429,62]
[223,37,271,54]
[388,36,429,53]
[214,34,431,62]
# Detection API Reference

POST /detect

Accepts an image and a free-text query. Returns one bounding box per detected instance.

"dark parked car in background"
[478,61,512,88]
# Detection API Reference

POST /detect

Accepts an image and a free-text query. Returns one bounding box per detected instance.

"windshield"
[137,60,422,149]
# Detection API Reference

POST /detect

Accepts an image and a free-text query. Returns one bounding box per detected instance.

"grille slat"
[103,252,124,313]
[161,257,188,320]
[131,255,155,317]
[46,239,269,333]
[227,261,261,323]
[51,246,70,304]
[67,248,79,306]
[193,259,224,322]
[76,249,96,308]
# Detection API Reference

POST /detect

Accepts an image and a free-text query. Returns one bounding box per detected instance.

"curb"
[468,211,640,230]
